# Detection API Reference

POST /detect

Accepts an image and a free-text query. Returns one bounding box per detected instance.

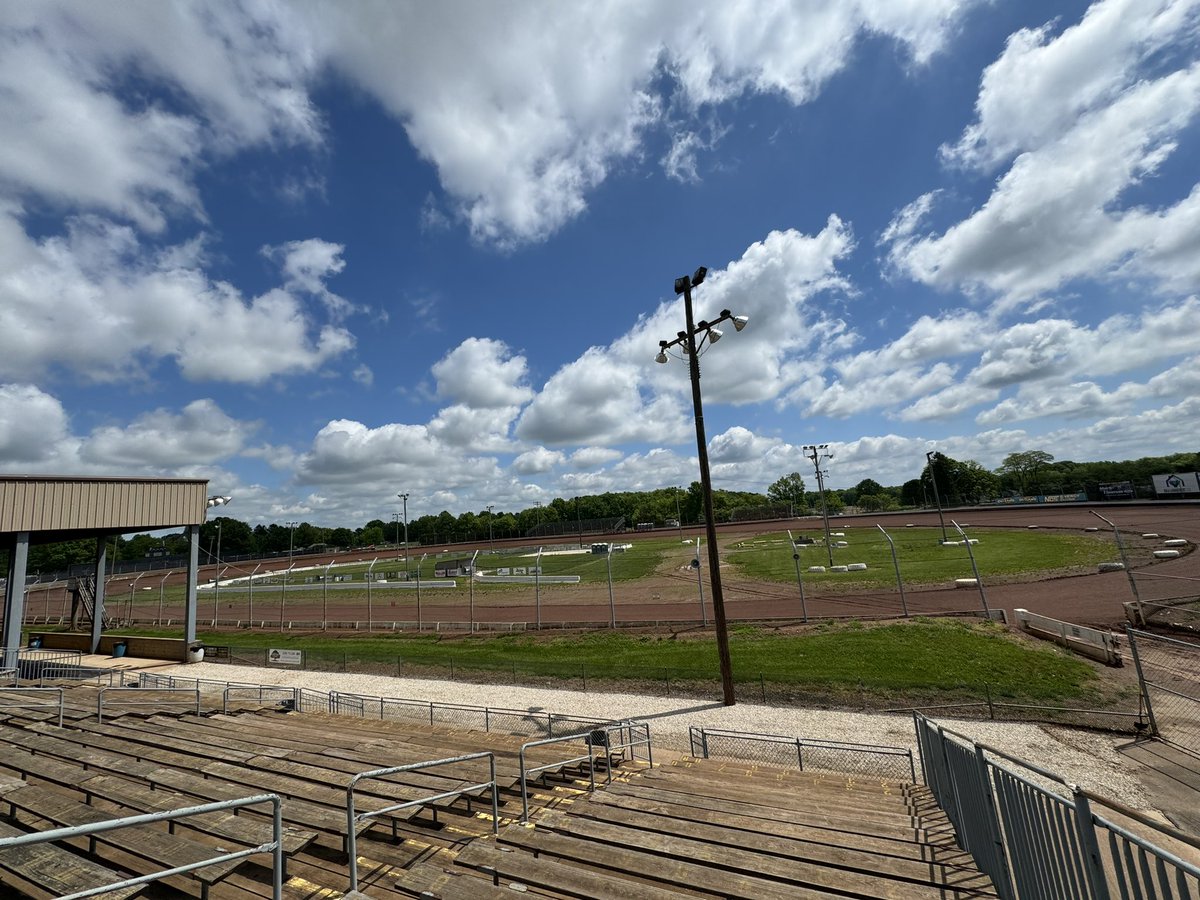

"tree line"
[9,449,1196,574]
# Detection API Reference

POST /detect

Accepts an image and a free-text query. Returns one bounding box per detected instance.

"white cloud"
[81,399,257,468]
[301,1,973,246]
[0,211,355,384]
[569,446,624,469]
[432,338,534,409]
[512,447,565,475]
[0,3,320,231]
[263,239,356,319]
[0,383,72,463]
[942,0,1198,171]
[427,404,521,453]
[886,0,1200,304]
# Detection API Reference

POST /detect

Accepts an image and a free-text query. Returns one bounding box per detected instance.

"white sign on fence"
[268,648,302,666]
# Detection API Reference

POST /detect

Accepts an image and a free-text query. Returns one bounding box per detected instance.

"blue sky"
[1,0,1198,527]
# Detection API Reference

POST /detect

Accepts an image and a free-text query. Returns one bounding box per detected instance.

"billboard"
[1099,481,1134,500]
[1152,472,1200,496]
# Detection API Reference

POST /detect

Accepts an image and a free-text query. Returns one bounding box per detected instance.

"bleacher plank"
[498,821,838,899]
[455,838,688,899]
[587,788,973,866]
[561,797,994,893]
[532,810,989,899]
[604,779,941,846]
[0,816,141,900]
[0,778,247,886]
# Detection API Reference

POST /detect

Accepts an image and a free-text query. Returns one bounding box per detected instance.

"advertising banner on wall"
[1152,472,1200,496]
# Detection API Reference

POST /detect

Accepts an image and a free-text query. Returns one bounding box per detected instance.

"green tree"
[997,450,1055,494]
[767,472,807,515]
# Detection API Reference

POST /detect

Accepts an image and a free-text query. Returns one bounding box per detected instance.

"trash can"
[28,636,42,650]
[187,644,204,663]
[112,641,127,658]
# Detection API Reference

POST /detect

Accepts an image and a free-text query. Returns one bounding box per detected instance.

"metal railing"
[345,752,499,893]
[0,686,65,727]
[97,686,200,724]
[142,672,619,740]
[915,713,1200,899]
[0,793,284,900]
[688,726,916,782]
[518,730,605,822]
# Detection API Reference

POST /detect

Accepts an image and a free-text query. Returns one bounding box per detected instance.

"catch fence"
[1127,627,1200,752]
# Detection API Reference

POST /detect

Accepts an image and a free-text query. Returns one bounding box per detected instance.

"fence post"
[986,682,994,720]
[759,673,766,703]
[796,739,804,771]
[581,664,587,691]
[1125,627,1160,736]
[1071,788,1112,900]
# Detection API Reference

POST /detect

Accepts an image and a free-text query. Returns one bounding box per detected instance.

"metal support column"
[90,536,107,654]
[184,524,199,644]
[2,532,30,667]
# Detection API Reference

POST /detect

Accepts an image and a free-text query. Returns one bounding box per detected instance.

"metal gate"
[1127,627,1200,752]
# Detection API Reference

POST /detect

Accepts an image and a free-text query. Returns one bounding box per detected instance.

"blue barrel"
[112,642,127,658]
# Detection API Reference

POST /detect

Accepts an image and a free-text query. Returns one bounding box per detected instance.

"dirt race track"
[26,502,1198,632]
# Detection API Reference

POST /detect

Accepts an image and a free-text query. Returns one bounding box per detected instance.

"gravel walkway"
[164,662,1156,813]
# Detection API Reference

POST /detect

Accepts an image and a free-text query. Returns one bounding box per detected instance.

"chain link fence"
[688,726,915,781]
[1127,627,1200,752]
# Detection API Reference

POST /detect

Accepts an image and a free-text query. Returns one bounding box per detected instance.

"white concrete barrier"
[1163,538,1188,547]
[846,563,868,571]
[808,566,826,573]
[829,565,849,573]
[954,578,978,588]
[1098,562,1125,572]
[1153,550,1181,559]
[1015,608,1122,666]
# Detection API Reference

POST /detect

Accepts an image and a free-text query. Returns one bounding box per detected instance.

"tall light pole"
[486,504,495,554]
[655,265,748,706]
[286,521,299,560]
[803,444,834,567]
[534,546,543,629]
[396,493,410,576]
[925,450,949,544]
[205,496,232,632]
[787,531,808,623]
[674,486,685,544]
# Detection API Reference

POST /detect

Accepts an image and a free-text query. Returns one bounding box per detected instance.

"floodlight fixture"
[206,495,232,508]
[708,327,723,344]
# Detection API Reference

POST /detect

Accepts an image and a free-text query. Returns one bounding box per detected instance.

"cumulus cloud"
[263,239,356,319]
[885,0,1200,304]
[432,338,534,409]
[569,446,624,469]
[0,3,320,230]
[0,383,73,463]
[81,399,257,468]
[512,446,565,475]
[0,211,355,384]
[298,1,973,246]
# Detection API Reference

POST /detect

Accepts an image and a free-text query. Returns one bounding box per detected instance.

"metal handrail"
[0,793,284,900]
[222,685,299,713]
[0,686,65,727]
[519,731,600,822]
[345,752,498,892]
[97,687,200,724]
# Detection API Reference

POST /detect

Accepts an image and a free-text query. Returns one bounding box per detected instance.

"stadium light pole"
[803,444,834,566]
[486,505,495,554]
[286,521,299,560]
[655,265,748,706]
[674,486,685,544]
[925,450,950,544]
[397,493,410,576]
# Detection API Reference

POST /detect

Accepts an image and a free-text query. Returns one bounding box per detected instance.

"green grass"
[730,527,1112,588]
[159,618,1098,703]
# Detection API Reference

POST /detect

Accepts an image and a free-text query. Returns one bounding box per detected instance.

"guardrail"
[345,752,498,893]
[0,686,64,727]
[688,726,916,782]
[915,713,1200,899]
[0,793,285,900]
[97,687,200,724]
